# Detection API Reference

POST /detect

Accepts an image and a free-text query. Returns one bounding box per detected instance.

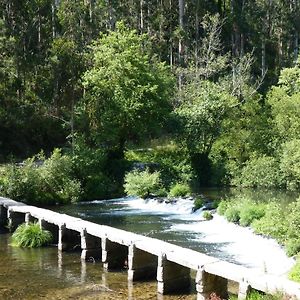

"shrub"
[289,258,300,283]
[233,156,281,188]
[217,200,229,215]
[280,140,300,190]
[285,239,300,257]
[41,149,81,204]
[203,211,213,220]
[0,149,82,205]
[125,143,195,188]
[12,223,52,248]
[225,206,240,223]
[193,197,204,211]
[168,183,191,198]
[251,202,288,244]
[239,204,265,227]
[124,169,162,198]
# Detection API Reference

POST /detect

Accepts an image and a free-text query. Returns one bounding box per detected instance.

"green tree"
[82,22,175,157]
[267,58,300,143]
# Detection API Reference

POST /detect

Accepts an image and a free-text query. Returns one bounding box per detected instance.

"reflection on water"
[0,234,196,299]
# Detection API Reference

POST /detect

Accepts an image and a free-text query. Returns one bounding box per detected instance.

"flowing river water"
[0,188,298,299]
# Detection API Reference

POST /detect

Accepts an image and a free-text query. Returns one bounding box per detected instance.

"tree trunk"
[178,0,184,89]
[178,0,184,64]
[195,0,199,70]
[51,1,56,38]
[261,39,266,76]
[140,0,144,31]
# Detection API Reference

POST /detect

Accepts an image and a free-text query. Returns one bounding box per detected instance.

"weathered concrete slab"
[0,197,27,208]
[204,260,247,283]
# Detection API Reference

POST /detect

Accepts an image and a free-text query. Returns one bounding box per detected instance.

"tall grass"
[12,222,52,248]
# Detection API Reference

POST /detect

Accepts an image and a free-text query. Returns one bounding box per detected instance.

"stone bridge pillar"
[128,244,157,281]
[102,237,128,270]
[25,213,38,225]
[58,224,81,251]
[157,254,191,294]
[196,268,228,300]
[0,205,8,227]
[7,210,25,231]
[238,279,251,300]
[39,219,59,245]
[80,229,102,260]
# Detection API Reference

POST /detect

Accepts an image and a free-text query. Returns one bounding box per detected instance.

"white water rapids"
[117,197,295,277]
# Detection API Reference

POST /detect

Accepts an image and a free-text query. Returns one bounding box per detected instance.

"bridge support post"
[157,254,190,294]
[58,224,81,251]
[39,219,59,244]
[7,210,25,231]
[102,238,128,270]
[25,213,38,225]
[80,229,102,260]
[238,280,251,300]
[128,244,157,281]
[0,205,8,227]
[196,268,228,300]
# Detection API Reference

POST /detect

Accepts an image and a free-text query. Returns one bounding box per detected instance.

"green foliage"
[82,22,174,153]
[175,81,236,155]
[193,197,204,211]
[267,60,300,142]
[289,258,300,283]
[229,291,287,300]
[280,140,300,190]
[40,149,81,204]
[219,197,266,227]
[203,211,213,220]
[239,203,265,227]
[0,149,81,205]
[70,137,116,200]
[124,169,162,199]
[12,223,52,248]
[168,183,191,198]
[224,206,241,223]
[252,202,288,245]
[233,156,281,188]
[285,239,300,257]
[217,200,229,215]
[125,142,195,186]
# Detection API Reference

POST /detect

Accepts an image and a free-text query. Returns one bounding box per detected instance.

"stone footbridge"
[1,197,300,299]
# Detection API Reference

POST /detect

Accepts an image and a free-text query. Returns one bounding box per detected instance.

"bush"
[0,149,82,205]
[217,200,229,215]
[193,197,204,211]
[203,211,213,220]
[71,137,117,200]
[280,139,300,190]
[125,143,195,188]
[289,258,300,283]
[233,156,281,188]
[251,202,288,244]
[12,223,52,248]
[168,183,191,198]
[40,149,82,204]
[124,169,162,198]
[225,206,240,223]
[285,239,300,257]
[239,204,265,227]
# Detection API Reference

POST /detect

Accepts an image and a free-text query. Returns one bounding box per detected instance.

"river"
[0,188,297,299]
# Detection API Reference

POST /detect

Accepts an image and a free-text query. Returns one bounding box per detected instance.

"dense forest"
[0,0,300,204]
